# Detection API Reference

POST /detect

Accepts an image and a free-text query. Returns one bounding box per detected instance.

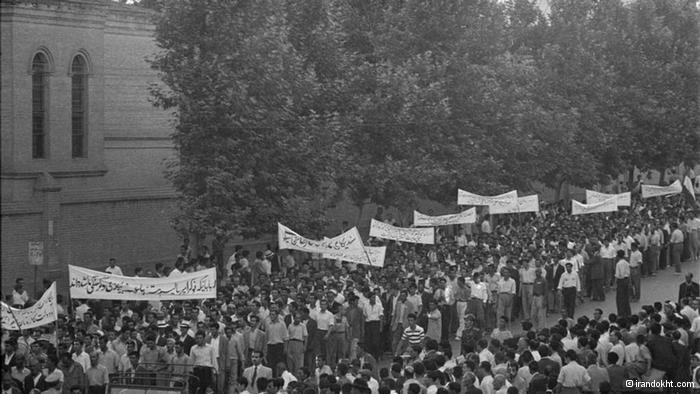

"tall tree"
[150,0,345,239]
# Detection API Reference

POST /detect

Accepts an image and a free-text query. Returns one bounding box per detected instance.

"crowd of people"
[2,193,700,394]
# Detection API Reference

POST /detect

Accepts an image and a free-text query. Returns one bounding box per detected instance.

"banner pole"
[4,303,23,331]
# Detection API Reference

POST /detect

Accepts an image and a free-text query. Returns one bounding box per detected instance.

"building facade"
[1,0,180,295]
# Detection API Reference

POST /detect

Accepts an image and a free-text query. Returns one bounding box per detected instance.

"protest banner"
[684,176,696,200]
[641,180,682,199]
[571,198,618,216]
[585,190,631,207]
[278,223,365,255]
[369,219,434,244]
[323,243,387,267]
[69,266,217,300]
[413,208,476,227]
[489,195,540,215]
[457,189,519,212]
[1,283,57,330]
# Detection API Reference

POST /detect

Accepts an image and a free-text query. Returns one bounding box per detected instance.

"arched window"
[32,53,48,159]
[71,55,88,158]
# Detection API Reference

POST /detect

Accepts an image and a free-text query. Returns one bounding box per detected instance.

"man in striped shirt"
[395,313,425,356]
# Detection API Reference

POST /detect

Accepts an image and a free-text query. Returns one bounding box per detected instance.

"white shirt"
[106,266,123,276]
[600,244,617,259]
[479,348,495,366]
[73,351,91,372]
[11,290,28,306]
[470,282,489,302]
[558,272,581,291]
[363,303,384,322]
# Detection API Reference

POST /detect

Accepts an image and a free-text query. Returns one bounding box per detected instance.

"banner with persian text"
[369,219,434,244]
[69,266,216,300]
[413,208,477,227]
[488,195,540,214]
[457,190,519,212]
[322,242,386,267]
[585,190,631,207]
[571,198,618,216]
[641,180,682,199]
[1,283,57,330]
[278,223,365,255]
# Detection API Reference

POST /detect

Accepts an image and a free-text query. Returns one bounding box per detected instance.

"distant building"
[1,0,180,293]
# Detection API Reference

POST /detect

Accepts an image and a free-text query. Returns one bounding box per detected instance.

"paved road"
[375,259,699,364]
[541,258,700,327]
[441,258,700,358]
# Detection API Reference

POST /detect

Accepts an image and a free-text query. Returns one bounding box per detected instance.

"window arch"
[71,55,88,158]
[32,52,48,159]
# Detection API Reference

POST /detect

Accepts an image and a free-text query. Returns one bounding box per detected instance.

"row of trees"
[147,0,700,239]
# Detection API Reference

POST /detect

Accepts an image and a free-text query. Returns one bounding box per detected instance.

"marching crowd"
[2,194,700,394]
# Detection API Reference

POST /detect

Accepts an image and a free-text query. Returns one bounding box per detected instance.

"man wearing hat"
[557,261,580,319]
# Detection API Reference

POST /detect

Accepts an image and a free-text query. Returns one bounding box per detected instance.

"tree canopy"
[149,0,700,239]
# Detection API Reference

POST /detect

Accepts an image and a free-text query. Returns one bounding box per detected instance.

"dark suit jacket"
[3,352,17,372]
[305,319,319,352]
[537,357,560,379]
[527,372,548,394]
[678,281,700,304]
[465,387,483,394]
[178,335,195,355]
[23,373,46,394]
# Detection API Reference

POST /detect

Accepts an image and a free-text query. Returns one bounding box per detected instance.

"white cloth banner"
[278,223,365,255]
[69,265,217,300]
[457,190,519,212]
[684,176,696,200]
[585,190,631,207]
[369,219,434,244]
[413,208,477,226]
[571,198,618,216]
[489,195,540,214]
[1,283,57,330]
[641,180,682,199]
[322,242,387,267]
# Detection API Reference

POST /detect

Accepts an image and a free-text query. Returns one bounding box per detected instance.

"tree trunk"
[554,177,565,202]
[658,167,666,185]
[627,166,636,191]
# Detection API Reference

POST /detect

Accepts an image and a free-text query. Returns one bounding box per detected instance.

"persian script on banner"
[70,266,217,300]
[1,283,58,330]
[457,190,519,211]
[571,198,618,216]
[585,190,631,207]
[278,223,365,255]
[488,195,540,215]
[413,208,477,227]
[369,219,434,244]
[641,180,682,199]
[322,242,387,267]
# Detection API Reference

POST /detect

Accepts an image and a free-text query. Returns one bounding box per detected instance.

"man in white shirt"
[456,229,468,248]
[648,225,662,276]
[670,222,684,273]
[600,239,617,291]
[557,263,580,319]
[11,279,29,308]
[105,258,123,276]
[190,331,217,394]
[363,295,384,360]
[629,243,643,302]
[496,270,516,323]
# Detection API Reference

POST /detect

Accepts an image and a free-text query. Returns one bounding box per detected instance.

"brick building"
[0,0,181,295]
